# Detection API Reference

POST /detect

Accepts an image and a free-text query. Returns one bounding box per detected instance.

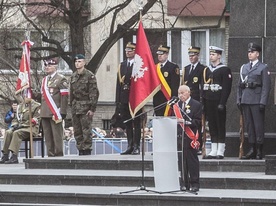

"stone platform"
[0,154,275,205]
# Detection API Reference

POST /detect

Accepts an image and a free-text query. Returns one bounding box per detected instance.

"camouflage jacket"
[70,69,99,114]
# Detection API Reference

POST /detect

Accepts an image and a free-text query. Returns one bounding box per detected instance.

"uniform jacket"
[11,100,41,135]
[153,61,180,107]
[237,61,271,105]
[202,64,232,106]
[182,62,206,102]
[41,73,69,118]
[116,60,132,104]
[70,69,99,114]
[177,98,202,133]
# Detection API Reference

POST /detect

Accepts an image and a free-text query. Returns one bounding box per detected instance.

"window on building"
[102,119,111,131]
[192,28,226,65]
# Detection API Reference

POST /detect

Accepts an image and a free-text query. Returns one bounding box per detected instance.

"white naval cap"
[209,46,224,54]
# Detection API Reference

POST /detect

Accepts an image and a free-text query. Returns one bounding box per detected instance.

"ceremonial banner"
[16,40,34,98]
[129,21,161,117]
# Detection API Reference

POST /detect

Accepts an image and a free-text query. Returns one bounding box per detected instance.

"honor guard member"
[153,45,180,116]
[237,43,271,160]
[174,85,201,192]
[116,42,142,155]
[70,54,99,155]
[0,94,41,164]
[41,58,69,157]
[203,46,232,159]
[182,46,206,154]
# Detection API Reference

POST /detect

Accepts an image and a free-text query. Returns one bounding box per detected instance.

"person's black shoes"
[5,154,18,164]
[190,186,199,192]
[0,154,9,164]
[120,147,134,155]
[132,147,140,155]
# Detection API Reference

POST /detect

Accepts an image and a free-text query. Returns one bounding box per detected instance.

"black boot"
[0,154,9,164]
[132,145,140,155]
[120,147,134,155]
[256,144,263,160]
[5,153,18,164]
[83,149,91,155]
[242,144,256,159]
[121,125,134,155]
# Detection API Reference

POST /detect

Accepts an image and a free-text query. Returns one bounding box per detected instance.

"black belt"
[240,82,262,89]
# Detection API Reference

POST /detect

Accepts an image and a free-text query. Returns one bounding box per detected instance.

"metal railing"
[0,137,153,157]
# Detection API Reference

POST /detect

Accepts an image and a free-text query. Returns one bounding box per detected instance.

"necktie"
[48,76,52,85]
[250,62,253,70]
[189,65,194,74]
[182,102,185,110]
[127,62,130,68]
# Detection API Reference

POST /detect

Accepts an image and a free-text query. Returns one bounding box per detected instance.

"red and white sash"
[173,104,200,149]
[42,76,62,123]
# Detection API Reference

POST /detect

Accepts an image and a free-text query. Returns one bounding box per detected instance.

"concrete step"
[0,184,276,206]
[23,154,266,172]
[0,163,275,191]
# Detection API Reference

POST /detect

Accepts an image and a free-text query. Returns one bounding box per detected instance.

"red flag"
[129,21,161,117]
[15,40,34,98]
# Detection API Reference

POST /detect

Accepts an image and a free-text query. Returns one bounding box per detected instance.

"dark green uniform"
[70,69,99,154]
[1,100,40,163]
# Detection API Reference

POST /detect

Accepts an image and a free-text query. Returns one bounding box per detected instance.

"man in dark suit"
[203,46,232,159]
[237,43,271,160]
[115,42,141,155]
[182,46,206,102]
[153,45,180,116]
[41,58,69,157]
[182,46,206,154]
[174,85,201,192]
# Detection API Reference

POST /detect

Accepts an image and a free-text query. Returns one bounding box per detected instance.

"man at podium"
[173,85,202,192]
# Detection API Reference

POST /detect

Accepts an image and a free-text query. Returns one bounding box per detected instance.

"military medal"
[185,105,191,114]
[193,77,198,83]
[164,72,168,77]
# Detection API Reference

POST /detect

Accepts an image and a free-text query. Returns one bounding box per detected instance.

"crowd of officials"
[0,41,271,193]
[113,41,271,192]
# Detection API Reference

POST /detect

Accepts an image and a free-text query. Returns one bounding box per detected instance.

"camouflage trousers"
[72,113,93,151]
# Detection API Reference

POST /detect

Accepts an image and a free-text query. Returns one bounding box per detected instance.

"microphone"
[168,96,179,106]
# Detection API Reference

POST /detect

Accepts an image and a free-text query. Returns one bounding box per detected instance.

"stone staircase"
[0,154,275,205]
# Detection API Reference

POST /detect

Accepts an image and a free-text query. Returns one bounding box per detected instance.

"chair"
[22,126,45,158]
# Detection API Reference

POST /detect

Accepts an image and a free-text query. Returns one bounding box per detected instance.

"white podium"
[152,117,179,192]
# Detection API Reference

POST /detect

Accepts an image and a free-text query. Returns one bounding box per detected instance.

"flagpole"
[121,2,161,194]
[25,39,34,158]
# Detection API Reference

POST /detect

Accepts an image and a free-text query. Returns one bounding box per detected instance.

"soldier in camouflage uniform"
[0,95,41,164]
[70,54,99,155]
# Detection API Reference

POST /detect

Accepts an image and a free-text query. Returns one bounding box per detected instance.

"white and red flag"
[15,40,34,98]
[129,21,161,117]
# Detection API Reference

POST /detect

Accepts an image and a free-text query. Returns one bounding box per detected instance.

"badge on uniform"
[50,88,54,94]
[164,72,168,77]
[193,77,198,83]
[63,82,68,87]
[185,105,191,113]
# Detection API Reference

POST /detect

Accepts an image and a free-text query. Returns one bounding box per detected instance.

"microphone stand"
[120,100,172,194]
